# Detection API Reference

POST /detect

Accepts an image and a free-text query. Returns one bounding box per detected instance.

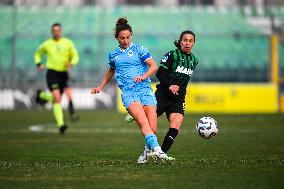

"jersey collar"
[177,48,192,56]
[118,42,134,52]
[52,37,62,42]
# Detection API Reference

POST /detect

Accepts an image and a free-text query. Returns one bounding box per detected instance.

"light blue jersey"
[108,43,152,91]
[108,43,156,109]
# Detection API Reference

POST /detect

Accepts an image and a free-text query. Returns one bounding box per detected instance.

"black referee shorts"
[155,89,185,120]
[46,69,69,94]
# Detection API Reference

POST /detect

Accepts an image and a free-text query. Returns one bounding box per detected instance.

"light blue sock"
[145,134,159,150]
[145,143,151,149]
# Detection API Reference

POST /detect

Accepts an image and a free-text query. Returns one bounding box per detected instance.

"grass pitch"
[0,110,283,189]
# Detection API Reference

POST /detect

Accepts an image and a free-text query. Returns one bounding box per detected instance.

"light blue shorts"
[121,85,157,110]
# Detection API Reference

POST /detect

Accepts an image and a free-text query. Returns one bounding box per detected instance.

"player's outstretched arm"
[134,58,157,82]
[91,68,115,94]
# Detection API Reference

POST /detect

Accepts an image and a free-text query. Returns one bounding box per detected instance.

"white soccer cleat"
[137,146,151,164]
[151,146,167,160]
[125,113,135,123]
[151,146,175,161]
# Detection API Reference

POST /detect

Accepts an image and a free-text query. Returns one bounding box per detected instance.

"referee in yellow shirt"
[34,23,79,134]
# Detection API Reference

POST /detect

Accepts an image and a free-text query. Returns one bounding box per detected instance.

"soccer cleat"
[125,113,134,123]
[151,146,175,161]
[151,147,167,160]
[59,124,68,135]
[35,89,48,106]
[137,146,151,164]
[165,155,175,161]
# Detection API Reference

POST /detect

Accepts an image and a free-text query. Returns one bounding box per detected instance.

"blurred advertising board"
[117,83,278,113]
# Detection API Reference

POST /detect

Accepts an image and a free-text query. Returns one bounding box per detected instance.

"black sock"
[68,100,75,115]
[161,128,178,153]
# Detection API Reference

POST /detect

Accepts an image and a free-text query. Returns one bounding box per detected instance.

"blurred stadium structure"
[0,0,283,112]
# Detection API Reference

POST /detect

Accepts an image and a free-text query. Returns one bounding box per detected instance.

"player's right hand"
[37,64,44,73]
[91,87,102,94]
[169,85,179,95]
[134,76,144,82]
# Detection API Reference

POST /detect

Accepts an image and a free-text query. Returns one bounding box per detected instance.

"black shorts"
[156,90,185,120]
[46,69,69,93]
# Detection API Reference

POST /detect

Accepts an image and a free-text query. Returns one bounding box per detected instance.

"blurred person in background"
[34,23,79,134]
[126,30,198,162]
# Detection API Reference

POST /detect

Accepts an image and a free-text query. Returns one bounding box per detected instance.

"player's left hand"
[134,76,145,82]
[169,85,179,95]
[66,62,73,69]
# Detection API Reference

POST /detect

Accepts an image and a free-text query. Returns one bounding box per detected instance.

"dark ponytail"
[114,17,132,38]
[174,30,195,49]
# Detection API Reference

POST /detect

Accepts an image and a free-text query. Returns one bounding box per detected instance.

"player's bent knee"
[52,98,61,104]
[169,114,184,130]
[170,119,183,130]
[52,93,61,103]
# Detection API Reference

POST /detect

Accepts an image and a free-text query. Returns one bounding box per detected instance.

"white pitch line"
[27,124,258,134]
[28,124,143,134]
[27,124,194,134]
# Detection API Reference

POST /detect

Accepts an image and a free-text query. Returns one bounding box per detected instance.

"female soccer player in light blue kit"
[91,17,172,163]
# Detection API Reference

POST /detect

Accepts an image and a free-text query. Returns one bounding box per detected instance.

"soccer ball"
[196,117,218,139]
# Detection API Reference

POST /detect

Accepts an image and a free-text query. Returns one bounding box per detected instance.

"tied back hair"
[174,30,195,49]
[114,17,132,38]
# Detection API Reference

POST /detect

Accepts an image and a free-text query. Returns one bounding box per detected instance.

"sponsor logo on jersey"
[161,55,168,62]
[149,90,155,96]
[175,65,193,76]
[128,50,134,56]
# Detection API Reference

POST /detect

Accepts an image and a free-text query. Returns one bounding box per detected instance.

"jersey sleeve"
[194,56,198,69]
[108,53,116,69]
[34,42,46,64]
[69,40,79,65]
[156,51,175,87]
[192,54,198,70]
[159,51,173,70]
[138,45,152,62]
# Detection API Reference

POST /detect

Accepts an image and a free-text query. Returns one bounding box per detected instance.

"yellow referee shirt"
[34,37,79,72]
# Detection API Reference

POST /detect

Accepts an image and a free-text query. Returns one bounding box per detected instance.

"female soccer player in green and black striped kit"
[127,30,198,163]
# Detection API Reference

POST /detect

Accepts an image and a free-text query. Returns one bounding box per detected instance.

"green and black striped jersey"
[156,48,198,100]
